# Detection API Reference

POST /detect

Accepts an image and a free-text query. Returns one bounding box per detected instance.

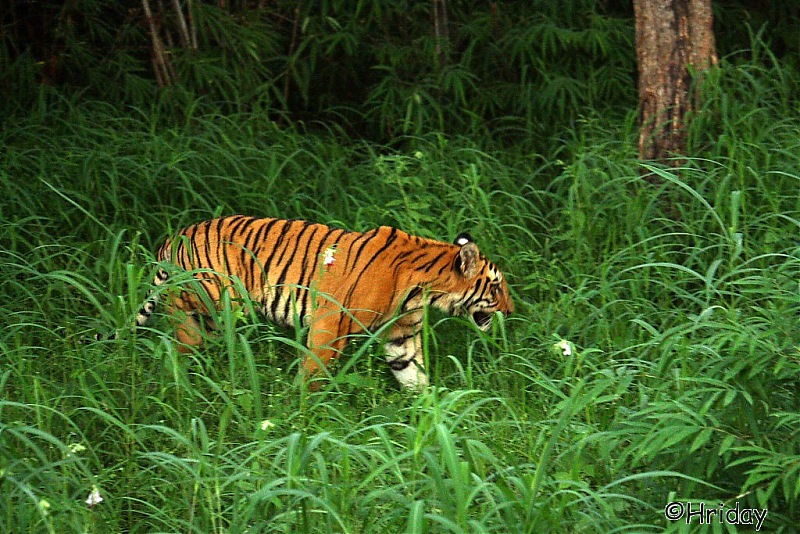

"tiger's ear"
[454,232,474,247]
[454,234,480,278]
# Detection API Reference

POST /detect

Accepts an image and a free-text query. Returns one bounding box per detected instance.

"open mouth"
[472,311,492,330]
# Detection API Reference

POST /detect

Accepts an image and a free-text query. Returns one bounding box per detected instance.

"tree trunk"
[634,0,716,171]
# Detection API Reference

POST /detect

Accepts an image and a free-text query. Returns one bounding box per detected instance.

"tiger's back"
[145,215,513,390]
[159,215,355,328]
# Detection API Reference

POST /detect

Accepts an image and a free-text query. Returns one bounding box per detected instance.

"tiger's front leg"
[385,328,429,391]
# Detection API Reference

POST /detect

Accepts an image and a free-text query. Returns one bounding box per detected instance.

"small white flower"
[260,419,275,431]
[323,247,337,269]
[86,487,103,508]
[38,499,51,515]
[68,443,87,455]
[557,339,573,356]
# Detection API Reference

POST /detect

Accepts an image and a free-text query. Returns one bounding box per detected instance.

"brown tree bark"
[634,0,717,170]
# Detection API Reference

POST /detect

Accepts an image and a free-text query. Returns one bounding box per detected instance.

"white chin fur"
[391,364,429,391]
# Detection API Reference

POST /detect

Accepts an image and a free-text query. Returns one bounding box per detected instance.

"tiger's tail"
[79,267,169,343]
[133,268,169,329]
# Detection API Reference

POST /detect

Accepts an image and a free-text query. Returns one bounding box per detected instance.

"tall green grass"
[3,57,800,531]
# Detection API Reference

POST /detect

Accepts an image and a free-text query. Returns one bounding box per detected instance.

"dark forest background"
[2,1,796,148]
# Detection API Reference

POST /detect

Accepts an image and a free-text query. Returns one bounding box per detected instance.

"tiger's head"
[446,233,513,331]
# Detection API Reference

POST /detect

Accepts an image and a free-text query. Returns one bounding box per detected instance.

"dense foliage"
[1,0,800,532]
[3,0,638,141]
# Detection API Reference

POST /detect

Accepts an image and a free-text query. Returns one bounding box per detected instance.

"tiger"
[133,215,513,390]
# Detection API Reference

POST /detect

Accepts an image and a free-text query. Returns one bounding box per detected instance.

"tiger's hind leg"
[165,298,208,353]
[301,310,350,391]
[173,311,204,353]
[300,306,360,391]
[385,329,429,391]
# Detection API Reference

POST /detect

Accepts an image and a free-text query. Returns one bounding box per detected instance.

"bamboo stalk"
[172,0,191,49]
[187,0,198,50]
[282,2,302,112]
[157,0,175,50]
[433,0,449,68]
[142,0,174,86]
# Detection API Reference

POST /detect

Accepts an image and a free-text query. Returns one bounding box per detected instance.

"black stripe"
[401,287,423,311]
[252,218,281,293]
[343,229,378,273]
[269,220,312,322]
[227,215,251,244]
[339,228,398,332]
[202,219,214,272]
[296,226,341,319]
[262,219,295,274]
[405,249,434,265]
[252,218,280,258]
[238,217,260,291]
[175,227,189,269]
[259,219,296,313]
[223,216,250,295]
[299,228,347,322]
[388,332,414,346]
[356,228,398,277]
[456,278,488,309]
[205,218,226,291]
[210,218,225,269]
[242,237,256,291]
[387,358,412,371]
[389,249,416,273]
[414,250,448,272]
[278,224,321,323]
[221,217,245,277]
[435,257,453,276]
[186,224,202,270]
[180,224,206,303]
